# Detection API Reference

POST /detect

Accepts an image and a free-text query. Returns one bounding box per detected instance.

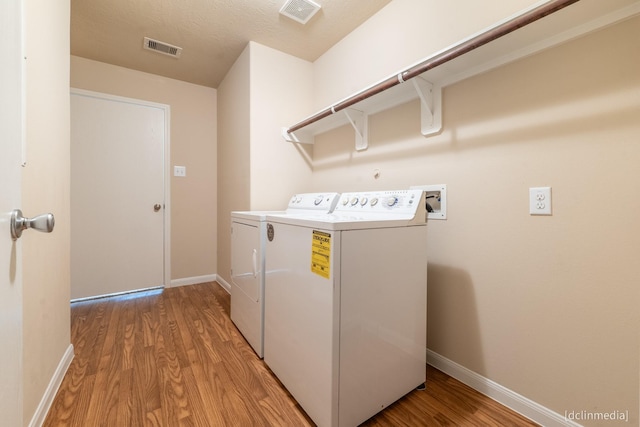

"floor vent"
[143,37,182,58]
[279,0,321,24]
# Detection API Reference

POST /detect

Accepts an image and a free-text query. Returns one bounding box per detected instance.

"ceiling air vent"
[143,37,182,58]
[279,0,321,24]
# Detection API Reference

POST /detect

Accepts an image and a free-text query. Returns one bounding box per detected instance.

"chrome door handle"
[10,209,55,240]
[154,204,162,212]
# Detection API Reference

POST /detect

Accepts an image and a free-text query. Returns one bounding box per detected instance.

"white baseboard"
[427,349,582,427]
[170,274,217,288]
[215,275,231,293]
[29,344,75,427]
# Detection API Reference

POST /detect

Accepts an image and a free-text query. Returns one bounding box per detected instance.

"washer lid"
[266,189,427,230]
[231,210,286,222]
[231,192,341,221]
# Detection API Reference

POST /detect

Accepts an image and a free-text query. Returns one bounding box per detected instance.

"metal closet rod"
[286,0,580,134]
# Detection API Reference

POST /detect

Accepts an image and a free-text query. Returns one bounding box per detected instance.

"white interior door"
[70,90,169,300]
[0,2,24,425]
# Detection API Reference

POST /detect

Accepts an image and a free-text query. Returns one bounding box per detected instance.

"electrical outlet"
[174,166,186,177]
[410,184,447,220]
[529,187,551,215]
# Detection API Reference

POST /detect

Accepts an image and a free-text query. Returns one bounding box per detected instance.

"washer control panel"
[335,189,425,216]
[286,192,340,212]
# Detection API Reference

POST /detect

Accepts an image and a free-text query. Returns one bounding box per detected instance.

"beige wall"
[217,45,251,287]
[310,6,640,426]
[70,56,217,281]
[312,0,538,109]
[249,42,314,209]
[22,0,71,422]
[217,42,313,285]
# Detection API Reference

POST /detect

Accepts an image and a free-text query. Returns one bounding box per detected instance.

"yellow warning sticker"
[311,230,331,279]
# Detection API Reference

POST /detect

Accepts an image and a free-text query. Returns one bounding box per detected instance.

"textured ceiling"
[71,0,392,88]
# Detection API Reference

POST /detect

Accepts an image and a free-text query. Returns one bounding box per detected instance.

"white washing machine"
[264,189,428,427]
[230,192,340,358]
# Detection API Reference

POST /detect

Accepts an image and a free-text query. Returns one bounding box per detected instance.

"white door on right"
[70,90,167,300]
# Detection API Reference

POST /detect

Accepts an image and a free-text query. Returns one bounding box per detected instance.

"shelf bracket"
[282,127,313,145]
[343,108,368,151]
[412,77,442,137]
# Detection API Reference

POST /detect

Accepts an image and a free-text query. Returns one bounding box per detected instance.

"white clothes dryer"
[230,193,340,358]
[264,189,428,427]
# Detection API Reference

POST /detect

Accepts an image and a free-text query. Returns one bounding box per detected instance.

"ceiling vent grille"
[143,37,182,58]
[279,0,321,24]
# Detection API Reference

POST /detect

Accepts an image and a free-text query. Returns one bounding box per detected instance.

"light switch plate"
[174,166,186,177]
[529,187,551,215]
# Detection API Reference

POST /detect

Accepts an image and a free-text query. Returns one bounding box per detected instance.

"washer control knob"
[342,198,349,206]
[387,196,398,207]
[370,197,379,206]
[350,197,359,206]
[314,195,324,206]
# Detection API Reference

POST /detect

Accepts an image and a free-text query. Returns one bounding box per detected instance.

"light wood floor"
[44,282,538,426]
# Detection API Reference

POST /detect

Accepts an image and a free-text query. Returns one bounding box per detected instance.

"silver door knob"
[154,204,162,212]
[10,209,55,241]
